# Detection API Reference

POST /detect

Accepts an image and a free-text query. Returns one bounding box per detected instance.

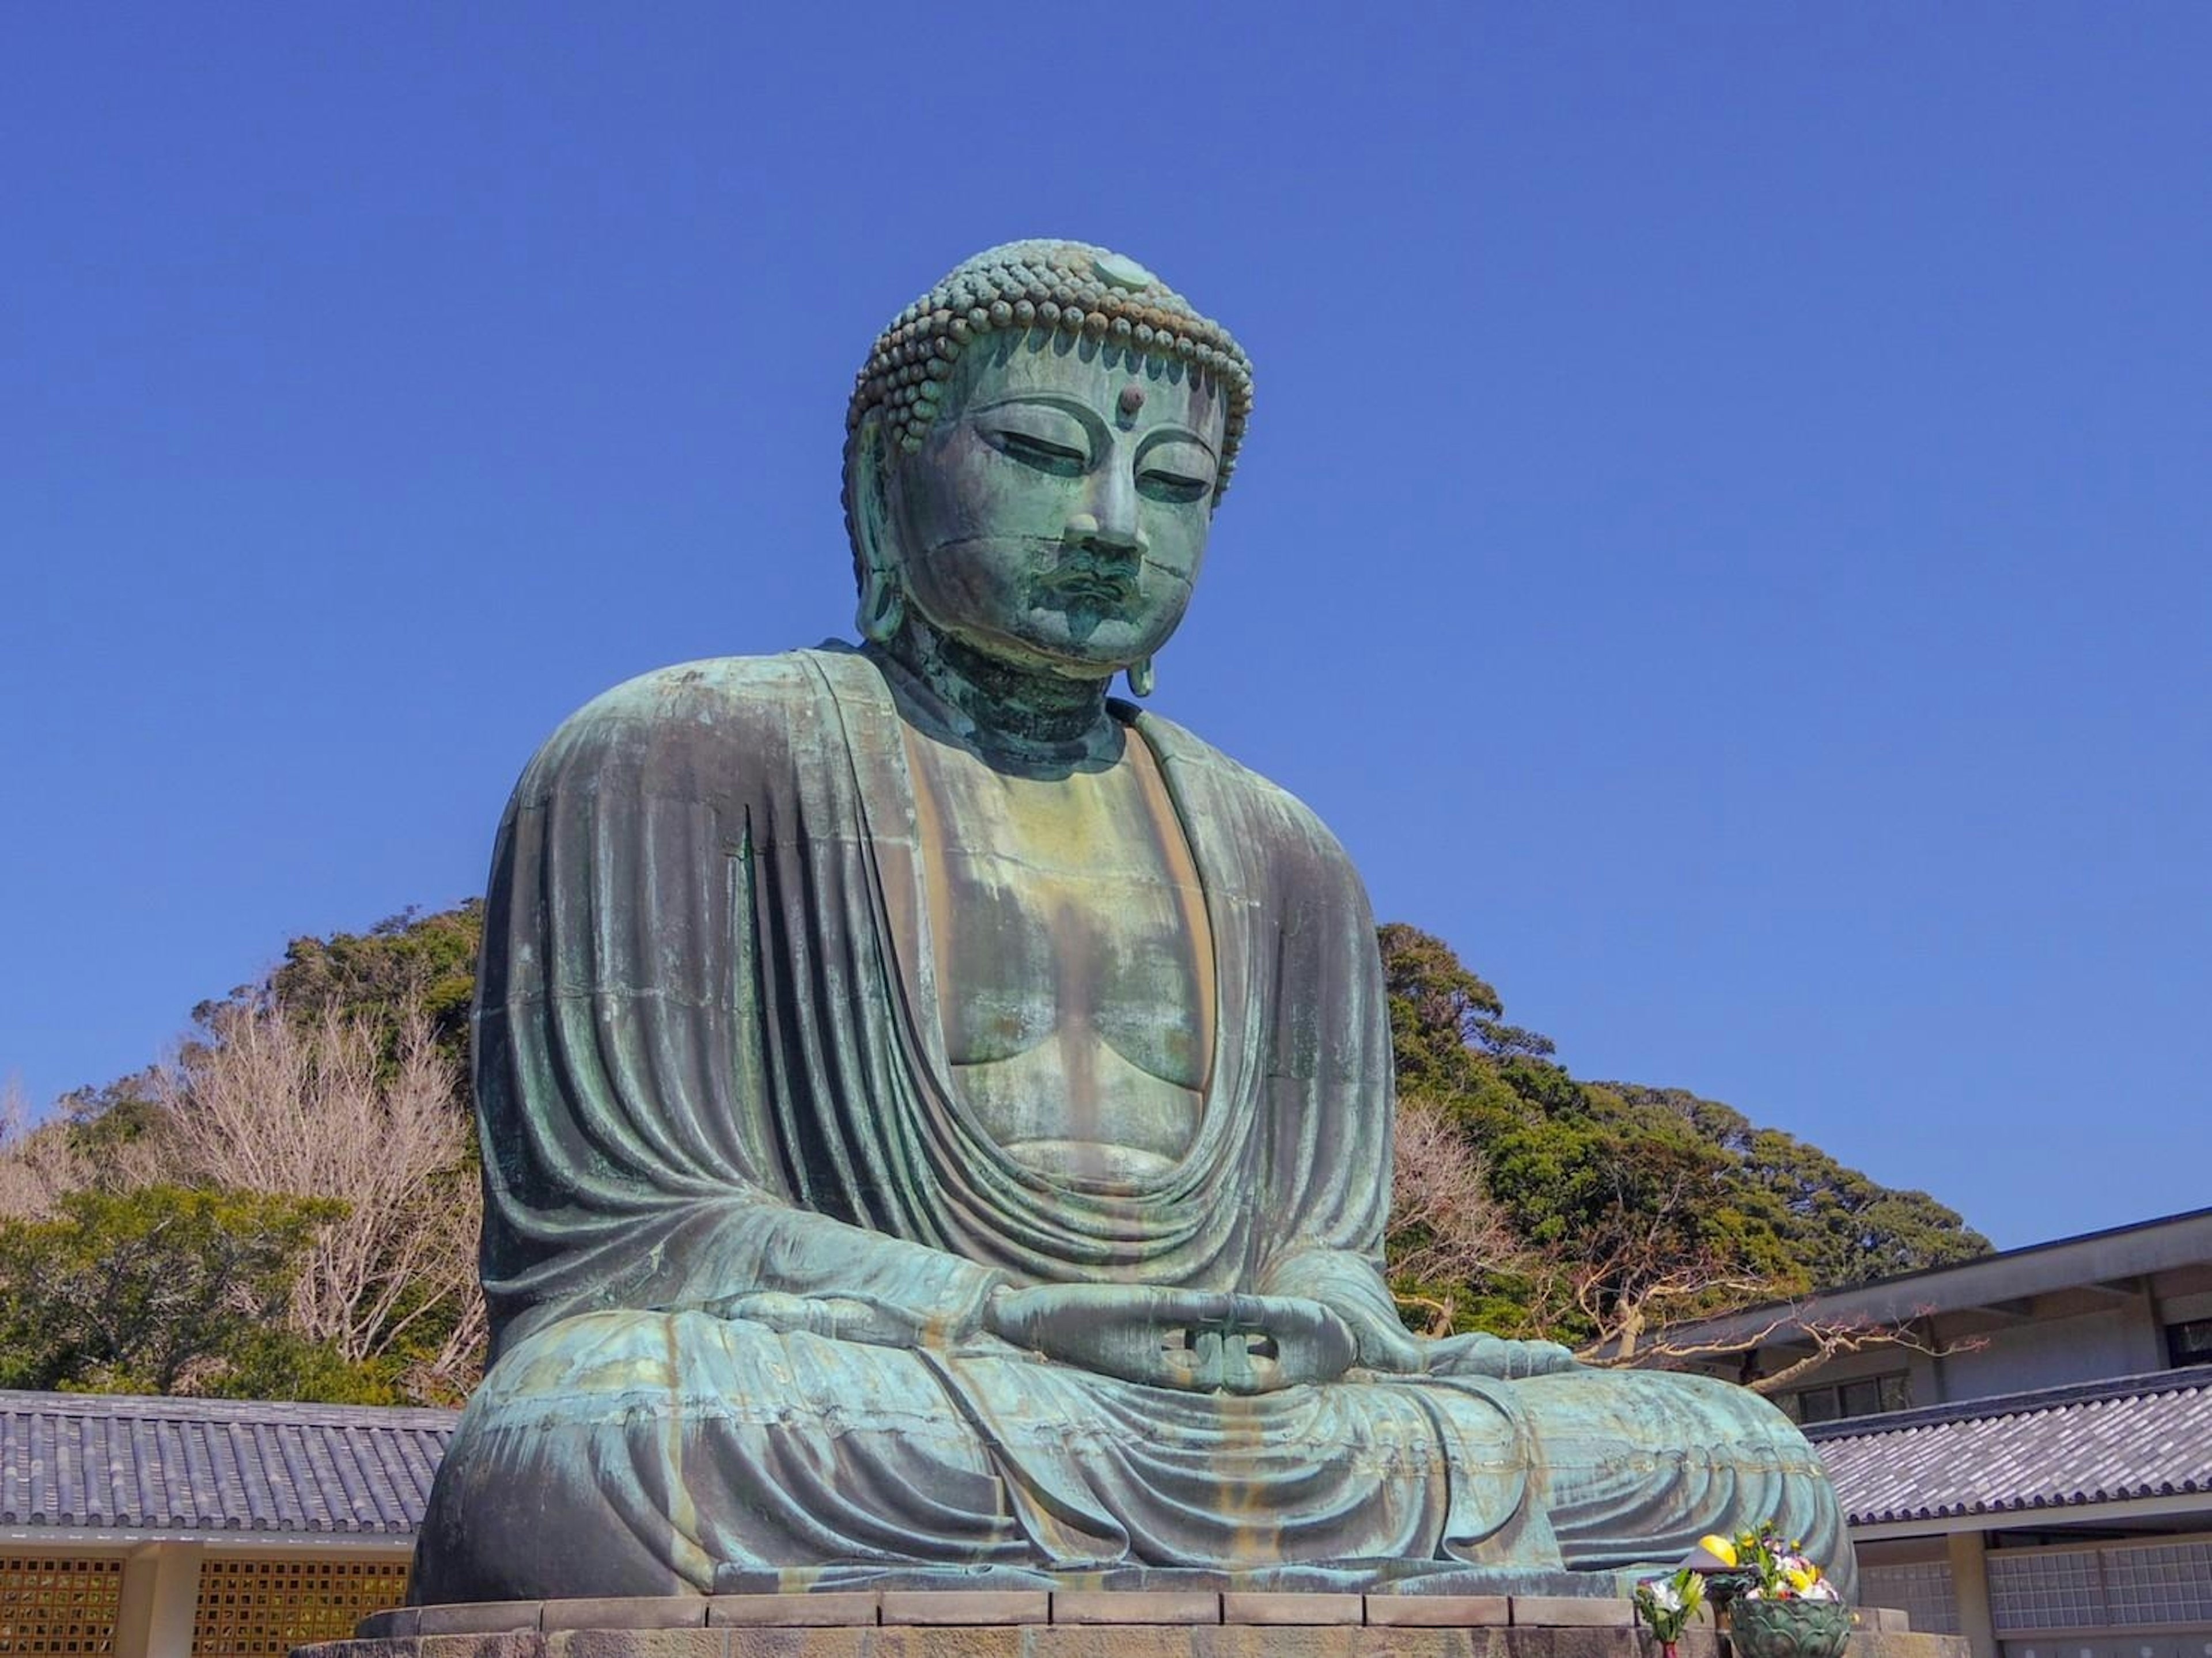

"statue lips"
[1032,559,1137,610]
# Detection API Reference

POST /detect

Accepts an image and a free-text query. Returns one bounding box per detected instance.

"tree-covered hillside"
[0,905,1988,1401]
[1378,923,1990,1360]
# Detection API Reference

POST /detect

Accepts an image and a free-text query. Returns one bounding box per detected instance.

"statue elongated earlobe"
[858,564,905,643]
[846,419,907,643]
[1126,657,1156,699]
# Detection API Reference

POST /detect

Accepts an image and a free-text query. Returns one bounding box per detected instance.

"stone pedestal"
[296,1595,1963,1658]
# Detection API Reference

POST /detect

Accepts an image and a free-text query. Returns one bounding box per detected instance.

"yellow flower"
[1698,1535,1738,1568]
[1783,1566,1817,1594]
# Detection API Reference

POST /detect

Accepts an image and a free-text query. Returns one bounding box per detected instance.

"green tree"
[197,901,484,1078]
[1372,923,1991,1360]
[0,1185,355,1395]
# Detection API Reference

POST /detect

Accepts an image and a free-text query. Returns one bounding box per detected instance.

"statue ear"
[846,416,906,644]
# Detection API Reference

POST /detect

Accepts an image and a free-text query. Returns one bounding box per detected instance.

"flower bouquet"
[1634,1568,1707,1658]
[1694,1527,1850,1658]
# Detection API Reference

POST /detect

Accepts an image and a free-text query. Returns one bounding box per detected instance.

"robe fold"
[410,647,1851,1604]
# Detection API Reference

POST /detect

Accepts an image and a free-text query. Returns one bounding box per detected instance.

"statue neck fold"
[877,621,1118,767]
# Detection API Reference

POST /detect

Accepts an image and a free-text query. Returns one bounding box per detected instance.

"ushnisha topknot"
[845,238,1255,496]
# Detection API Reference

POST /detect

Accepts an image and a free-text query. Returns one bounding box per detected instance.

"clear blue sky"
[5,6,2206,1251]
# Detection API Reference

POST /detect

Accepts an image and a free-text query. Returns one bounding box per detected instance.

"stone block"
[415,1602,545,1636]
[878,1591,1051,1626]
[1498,1632,1638,1658]
[710,1595,881,1627]
[1849,1633,1961,1658]
[388,1640,551,1658]
[722,1631,876,1658]
[1222,1593,1364,1626]
[1365,1598,1511,1628]
[545,1602,710,1632]
[1035,1628,1218,1658]
[1508,1599,1634,1629]
[855,1629,1029,1658]
[1053,1590,1221,1625]
[1858,1609,1912,1633]
[548,1632,727,1658]
[1202,1633,1372,1658]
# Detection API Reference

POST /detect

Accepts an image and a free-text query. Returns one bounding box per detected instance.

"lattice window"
[0,1556,123,1656]
[1861,1560,1961,1636]
[2101,1539,2212,1626]
[1988,1547,2105,1634]
[192,1557,410,1658]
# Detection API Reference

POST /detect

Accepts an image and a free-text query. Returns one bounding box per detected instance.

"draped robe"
[410,647,1852,1603]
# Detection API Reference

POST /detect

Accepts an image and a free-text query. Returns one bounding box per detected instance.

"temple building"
[1663,1205,2212,1658]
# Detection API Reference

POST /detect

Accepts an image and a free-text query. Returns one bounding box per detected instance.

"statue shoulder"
[564,650,831,728]
[1131,708,1364,887]
[511,647,864,806]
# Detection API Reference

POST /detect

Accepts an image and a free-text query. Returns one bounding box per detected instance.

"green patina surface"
[409,241,1855,1604]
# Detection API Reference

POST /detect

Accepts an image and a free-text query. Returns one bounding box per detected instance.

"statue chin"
[407,238,1857,1607]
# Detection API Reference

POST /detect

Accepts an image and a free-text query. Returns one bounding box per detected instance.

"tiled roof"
[1807,1363,2212,1526]
[0,1388,456,1538]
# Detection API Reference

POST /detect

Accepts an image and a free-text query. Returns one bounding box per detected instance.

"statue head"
[843,241,1255,697]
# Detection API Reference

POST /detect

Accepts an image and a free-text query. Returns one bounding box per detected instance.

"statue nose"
[1064,503,1148,561]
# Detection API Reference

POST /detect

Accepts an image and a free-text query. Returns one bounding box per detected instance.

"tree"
[151,994,485,1397]
[0,1185,342,1395]
[257,901,483,1076]
[1377,923,1555,1094]
[1582,1297,1974,1398]
[0,1079,89,1220]
[1372,923,1992,1367]
[1387,1094,1527,1333]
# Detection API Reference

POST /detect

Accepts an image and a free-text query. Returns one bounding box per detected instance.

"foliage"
[151,996,484,1396]
[1377,921,1555,1091]
[1375,924,1991,1368]
[1387,1094,1522,1334]
[0,1185,357,1396]
[7,902,487,1405]
[198,902,484,1079]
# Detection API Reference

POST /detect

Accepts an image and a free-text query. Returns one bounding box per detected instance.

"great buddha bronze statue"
[410,241,1853,1603]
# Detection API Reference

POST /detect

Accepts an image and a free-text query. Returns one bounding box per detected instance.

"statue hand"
[985,1285,1354,1394]
[709,1289,961,1348]
[1422,1331,1582,1380]
[1339,1309,1427,1375]
[1219,1293,1359,1393]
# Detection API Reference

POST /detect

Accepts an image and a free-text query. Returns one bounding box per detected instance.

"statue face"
[884,335,1228,680]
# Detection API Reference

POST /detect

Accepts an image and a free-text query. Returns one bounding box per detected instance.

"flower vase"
[1727,1599,1853,1658]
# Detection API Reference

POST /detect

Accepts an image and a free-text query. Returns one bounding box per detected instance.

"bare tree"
[1551,1241,1774,1365]
[1445,1146,1760,1364]
[1388,1094,1527,1334]
[0,1078,88,1219]
[1584,1301,1977,1396]
[153,996,483,1377]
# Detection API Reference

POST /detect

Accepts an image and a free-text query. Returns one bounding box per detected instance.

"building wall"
[1858,1532,2212,1656]
[0,1547,410,1658]
[1936,1308,2154,1401]
[1760,1263,2212,1417]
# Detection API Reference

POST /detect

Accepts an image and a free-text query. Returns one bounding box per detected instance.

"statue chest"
[901,730,1215,1182]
